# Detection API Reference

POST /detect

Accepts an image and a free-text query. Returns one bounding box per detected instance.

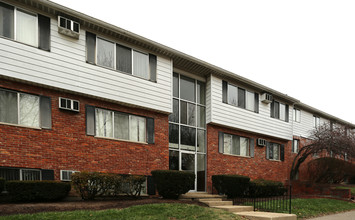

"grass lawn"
[336,186,355,195]
[0,203,242,220]
[291,198,355,219]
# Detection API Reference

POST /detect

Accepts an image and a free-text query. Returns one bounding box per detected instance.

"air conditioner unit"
[257,138,267,147]
[58,16,80,39]
[261,93,273,104]
[59,97,80,112]
[60,170,78,181]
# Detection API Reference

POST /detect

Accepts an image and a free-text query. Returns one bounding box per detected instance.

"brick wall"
[0,79,169,180]
[206,124,292,193]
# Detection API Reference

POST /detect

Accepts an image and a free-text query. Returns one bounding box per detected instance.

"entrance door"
[181,151,196,191]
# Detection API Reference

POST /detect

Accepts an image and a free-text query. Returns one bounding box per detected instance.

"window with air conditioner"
[58,16,80,38]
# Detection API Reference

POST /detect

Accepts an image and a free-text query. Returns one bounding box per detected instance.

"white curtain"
[114,113,129,140]
[273,144,280,160]
[130,115,146,142]
[97,38,114,68]
[240,137,249,156]
[223,134,232,154]
[133,50,149,79]
[16,9,37,47]
[95,108,113,138]
[227,84,238,106]
[279,103,286,121]
[19,93,39,127]
[0,90,18,124]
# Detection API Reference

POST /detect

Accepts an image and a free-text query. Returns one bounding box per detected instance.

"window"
[222,81,259,113]
[60,170,78,181]
[0,2,50,50]
[293,108,301,122]
[86,106,154,143]
[218,132,254,157]
[0,88,51,128]
[313,116,320,128]
[292,139,299,153]
[95,108,146,142]
[86,32,157,81]
[270,100,289,122]
[266,142,284,161]
[0,167,54,181]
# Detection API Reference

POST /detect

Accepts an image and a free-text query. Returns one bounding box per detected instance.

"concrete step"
[179,192,225,200]
[198,198,223,202]
[235,211,297,220]
[202,200,233,207]
[212,205,253,212]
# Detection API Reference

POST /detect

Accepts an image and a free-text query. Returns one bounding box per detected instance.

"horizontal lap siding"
[210,75,292,140]
[0,18,172,113]
[293,110,329,138]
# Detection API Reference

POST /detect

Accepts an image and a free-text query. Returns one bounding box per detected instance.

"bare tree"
[290,123,355,181]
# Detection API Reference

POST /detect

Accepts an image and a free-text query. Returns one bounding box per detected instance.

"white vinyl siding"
[210,75,292,140]
[0,14,172,114]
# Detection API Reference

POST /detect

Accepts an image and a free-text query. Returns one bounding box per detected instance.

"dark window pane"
[169,99,179,122]
[73,22,79,33]
[0,167,19,180]
[169,123,178,149]
[86,32,96,64]
[197,129,205,153]
[238,88,245,108]
[66,20,71,30]
[173,73,179,97]
[0,90,18,124]
[227,84,237,106]
[116,44,132,74]
[197,106,205,128]
[66,99,71,109]
[169,150,179,170]
[73,101,79,110]
[187,103,196,126]
[114,113,129,140]
[0,2,14,39]
[181,126,196,151]
[180,75,195,102]
[197,81,205,105]
[149,54,157,82]
[197,154,205,191]
[60,98,66,108]
[38,14,50,51]
[274,101,280,119]
[59,17,66,28]
[39,96,51,129]
[180,101,187,125]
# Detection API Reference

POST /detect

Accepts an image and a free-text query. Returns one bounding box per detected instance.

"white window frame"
[223,133,251,157]
[225,82,257,113]
[93,36,151,80]
[20,169,41,181]
[0,2,39,47]
[293,108,301,122]
[95,108,147,143]
[0,89,40,128]
[292,139,299,153]
[313,116,320,128]
[60,170,79,181]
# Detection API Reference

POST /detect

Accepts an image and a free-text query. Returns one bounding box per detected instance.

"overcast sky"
[52,0,355,124]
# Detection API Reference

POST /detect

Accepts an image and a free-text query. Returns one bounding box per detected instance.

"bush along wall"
[212,175,250,198]
[5,181,71,202]
[151,170,195,199]
[0,178,5,193]
[71,172,146,200]
[249,179,286,197]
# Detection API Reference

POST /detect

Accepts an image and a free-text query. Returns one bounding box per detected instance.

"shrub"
[212,174,250,198]
[6,181,71,202]
[0,178,5,192]
[71,172,146,200]
[249,179,286,197]
[151,170,195,199]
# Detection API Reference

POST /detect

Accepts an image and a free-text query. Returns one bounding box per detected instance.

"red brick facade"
[0,79,169,180]
[206,124,292,193]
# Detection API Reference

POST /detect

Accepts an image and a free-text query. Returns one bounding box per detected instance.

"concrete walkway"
[309,210,355,220]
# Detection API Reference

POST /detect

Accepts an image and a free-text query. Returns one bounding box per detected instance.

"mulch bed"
[0,197,207,216]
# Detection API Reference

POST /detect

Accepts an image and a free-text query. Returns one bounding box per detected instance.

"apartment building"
[0,0,354,193]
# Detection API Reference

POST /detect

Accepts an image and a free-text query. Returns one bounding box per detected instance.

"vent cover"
[58,16,80,39]
[59,97,79,112]
[261,93,273,104]
[257,138,267,147]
